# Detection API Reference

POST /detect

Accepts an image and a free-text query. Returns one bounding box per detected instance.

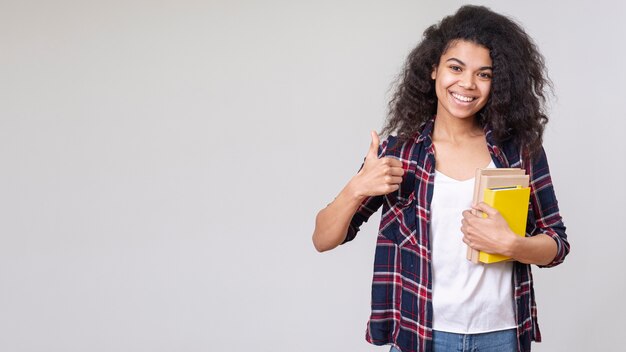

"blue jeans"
[389,328,517,352]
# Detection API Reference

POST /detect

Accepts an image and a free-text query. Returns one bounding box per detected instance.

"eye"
[478,71,492,79]
[449,65,462,72]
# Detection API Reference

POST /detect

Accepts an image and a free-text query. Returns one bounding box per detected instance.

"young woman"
[312,5,570,352]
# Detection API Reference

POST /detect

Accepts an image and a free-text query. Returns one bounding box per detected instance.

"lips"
[450,92,476,103]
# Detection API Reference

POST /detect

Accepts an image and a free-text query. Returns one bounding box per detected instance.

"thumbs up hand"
[351,131,405,197]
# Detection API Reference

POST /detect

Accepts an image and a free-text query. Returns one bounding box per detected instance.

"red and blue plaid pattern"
[343,118,570,352]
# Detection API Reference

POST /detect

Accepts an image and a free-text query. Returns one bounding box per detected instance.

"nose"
[458,75,476,89]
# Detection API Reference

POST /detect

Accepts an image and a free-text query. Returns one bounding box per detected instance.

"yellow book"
[478,185,531,264]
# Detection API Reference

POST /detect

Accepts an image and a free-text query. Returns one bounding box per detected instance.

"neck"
[433,115,482,143]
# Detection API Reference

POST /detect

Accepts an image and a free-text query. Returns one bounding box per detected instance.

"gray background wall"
[1,0,624,351]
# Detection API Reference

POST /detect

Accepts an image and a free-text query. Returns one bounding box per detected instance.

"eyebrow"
[446,58,493,71]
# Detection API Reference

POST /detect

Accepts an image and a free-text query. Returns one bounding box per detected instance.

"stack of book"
[467,168,531,264]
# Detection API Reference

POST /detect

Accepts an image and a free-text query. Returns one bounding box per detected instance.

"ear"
[431,65,437,80]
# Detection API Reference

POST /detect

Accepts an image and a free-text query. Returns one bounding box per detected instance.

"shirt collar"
[415,118,435,155]
[484,125,510,168]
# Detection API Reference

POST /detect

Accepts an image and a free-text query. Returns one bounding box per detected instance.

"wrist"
[345,176,368,202]
[506,232,523,259]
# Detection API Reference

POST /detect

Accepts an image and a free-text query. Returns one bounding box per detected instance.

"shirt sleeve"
[343,195,384,244]
[527,146,570,268]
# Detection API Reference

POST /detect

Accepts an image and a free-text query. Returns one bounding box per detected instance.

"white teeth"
[451,92,474,102]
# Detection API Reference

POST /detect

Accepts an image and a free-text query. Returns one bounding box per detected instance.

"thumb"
[367,130,380,159]
[473,202,498,217]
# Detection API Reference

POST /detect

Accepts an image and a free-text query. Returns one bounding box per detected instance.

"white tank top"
[430,161,516,334]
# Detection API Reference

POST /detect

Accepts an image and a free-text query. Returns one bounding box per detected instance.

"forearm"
[312,179,366,252]
[509,233,558,266]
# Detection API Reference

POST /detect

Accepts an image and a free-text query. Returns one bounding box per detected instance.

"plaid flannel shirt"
[343,118,570,352]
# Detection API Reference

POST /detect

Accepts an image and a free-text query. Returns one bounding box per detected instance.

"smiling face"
[431,40,493,122]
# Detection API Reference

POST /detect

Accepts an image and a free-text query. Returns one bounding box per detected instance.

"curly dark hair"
[382,5,551,156]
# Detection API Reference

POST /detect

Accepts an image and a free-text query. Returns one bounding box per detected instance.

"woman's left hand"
[460,202,518,257]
